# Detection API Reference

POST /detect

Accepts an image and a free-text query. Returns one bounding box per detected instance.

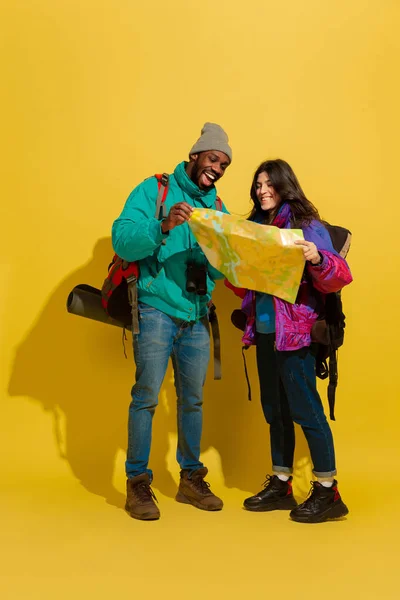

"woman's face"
[255,171,281,211]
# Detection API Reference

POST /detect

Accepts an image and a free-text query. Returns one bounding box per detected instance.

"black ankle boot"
[290,480,349,523]
[243,475,298,512]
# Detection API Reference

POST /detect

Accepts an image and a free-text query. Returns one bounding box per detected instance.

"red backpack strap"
[154,173,169,219]
[215,196,223,211]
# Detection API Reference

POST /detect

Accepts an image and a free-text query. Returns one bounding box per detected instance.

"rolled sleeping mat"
[66,284,131,330]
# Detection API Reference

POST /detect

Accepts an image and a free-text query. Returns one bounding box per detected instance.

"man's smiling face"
[187,150,230,189]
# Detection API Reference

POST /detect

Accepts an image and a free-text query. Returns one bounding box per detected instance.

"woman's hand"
[294,240,322,265]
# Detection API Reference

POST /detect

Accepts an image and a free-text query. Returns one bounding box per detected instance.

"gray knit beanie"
[189,122,232,162]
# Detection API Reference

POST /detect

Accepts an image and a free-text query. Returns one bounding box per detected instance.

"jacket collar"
[174,161,217,207]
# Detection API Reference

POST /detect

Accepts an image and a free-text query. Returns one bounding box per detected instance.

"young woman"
[228,159,352,523]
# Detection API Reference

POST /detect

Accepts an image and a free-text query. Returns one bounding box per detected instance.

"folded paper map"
[189,209,305,303]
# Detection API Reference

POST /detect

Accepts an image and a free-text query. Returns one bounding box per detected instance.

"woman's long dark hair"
[249,159,320,227]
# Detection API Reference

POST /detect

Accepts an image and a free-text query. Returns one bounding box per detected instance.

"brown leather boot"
[125,474,160,520]
[176,467,223,511]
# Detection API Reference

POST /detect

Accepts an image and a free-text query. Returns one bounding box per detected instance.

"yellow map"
[189,208,305,303]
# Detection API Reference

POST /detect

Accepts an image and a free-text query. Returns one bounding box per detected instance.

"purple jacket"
[238,220,353,351]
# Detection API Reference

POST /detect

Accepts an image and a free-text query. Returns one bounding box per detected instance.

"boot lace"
[192,476,212,496]
[298,481,319,509]
[134,482,158,504]
[262,475,274,490]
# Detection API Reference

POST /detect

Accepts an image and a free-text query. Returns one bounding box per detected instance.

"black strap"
[208,303,221,380]
[327,347,338,421]
[316,358,329,379]
[241,346,252,401]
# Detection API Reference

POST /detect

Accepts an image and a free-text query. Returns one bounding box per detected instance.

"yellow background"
[1,1,399,598]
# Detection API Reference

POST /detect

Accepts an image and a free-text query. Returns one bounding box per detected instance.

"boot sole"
[290,501,349,523]
[175,491,223,511]
[125,504,160,521]
[243,496,298,512]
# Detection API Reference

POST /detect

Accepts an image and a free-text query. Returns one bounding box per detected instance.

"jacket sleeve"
[303,223,353,294]
[307,252,353,293]
[111,178,168,262]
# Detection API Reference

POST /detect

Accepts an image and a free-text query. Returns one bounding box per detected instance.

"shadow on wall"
[8,237,311,509]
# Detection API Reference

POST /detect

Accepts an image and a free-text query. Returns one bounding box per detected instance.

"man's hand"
[294,239,322,265]
[161,202,193,233]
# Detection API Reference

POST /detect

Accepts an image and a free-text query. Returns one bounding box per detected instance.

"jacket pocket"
[142,267,165,291]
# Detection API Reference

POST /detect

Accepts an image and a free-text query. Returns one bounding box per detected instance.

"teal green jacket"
[112,161,229,321]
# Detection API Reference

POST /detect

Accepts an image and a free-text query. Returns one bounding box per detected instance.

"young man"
[112,123,232,520]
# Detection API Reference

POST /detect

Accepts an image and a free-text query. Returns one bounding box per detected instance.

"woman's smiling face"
[255,171,281,211]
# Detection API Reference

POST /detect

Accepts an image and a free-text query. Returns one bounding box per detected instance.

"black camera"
[186,262,207,296]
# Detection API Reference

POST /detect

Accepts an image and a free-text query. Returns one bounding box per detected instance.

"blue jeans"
[256,333,336,477]
[126,303,210,480]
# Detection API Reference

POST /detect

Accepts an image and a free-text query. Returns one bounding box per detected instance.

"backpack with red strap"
[101,173,223,340]
[101,173,170,334]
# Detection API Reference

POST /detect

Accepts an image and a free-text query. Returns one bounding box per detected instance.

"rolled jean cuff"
[313,469,337,478]
[272,465,293,475]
